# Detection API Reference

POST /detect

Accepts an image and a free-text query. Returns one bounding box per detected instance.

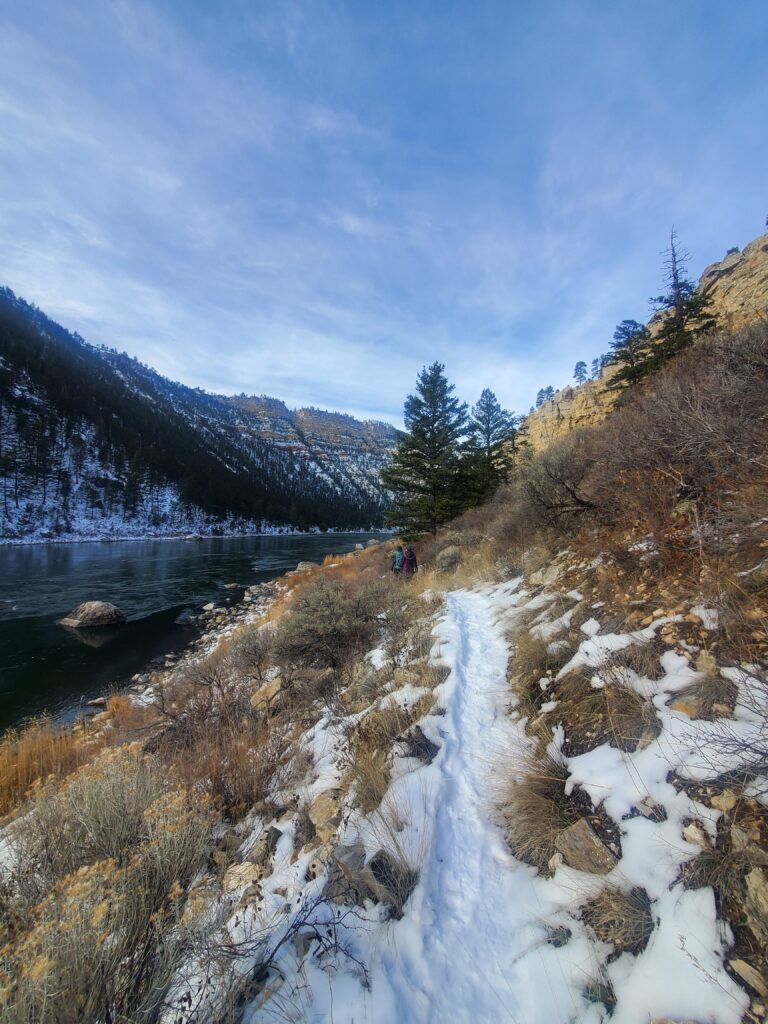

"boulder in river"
[58,601,127,629]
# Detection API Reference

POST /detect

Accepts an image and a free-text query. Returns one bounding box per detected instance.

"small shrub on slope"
[273,577,383,672]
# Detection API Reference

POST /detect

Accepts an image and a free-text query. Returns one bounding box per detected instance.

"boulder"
[296,561,319,571]
[58,601,127,629]
[246,826,282,867]
[435,545,461,573]
[554,818,618,874]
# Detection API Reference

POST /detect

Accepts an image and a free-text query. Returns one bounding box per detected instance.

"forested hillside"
[0,288,396,540]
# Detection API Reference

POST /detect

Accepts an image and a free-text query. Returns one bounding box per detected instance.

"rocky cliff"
[524,231,768,452]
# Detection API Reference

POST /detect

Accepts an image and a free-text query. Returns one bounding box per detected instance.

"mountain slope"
[0,288,397,540]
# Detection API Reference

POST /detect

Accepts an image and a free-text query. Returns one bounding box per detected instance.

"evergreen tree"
[381,362,468,535]
[606,320,651,390]
[535,389,546,408]
[649,229,718,363]
[465,388,516,499]
[574,361,588,384]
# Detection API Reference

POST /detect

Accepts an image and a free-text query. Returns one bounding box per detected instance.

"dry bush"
[590,322,768,555]
[273,577,384,672]
[0,716,102,818]
[499,748,580,872]
[155,675,297,818]
[8,746,168,906]
[1,788,213,1024]
[105,693,154,735]
[226,623,276,686]
[513,430,599,530]
[581,886,654,957]
[552,673,660,756]
[673,672,739,720]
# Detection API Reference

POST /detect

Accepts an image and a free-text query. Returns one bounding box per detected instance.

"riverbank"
[0,525,389,548]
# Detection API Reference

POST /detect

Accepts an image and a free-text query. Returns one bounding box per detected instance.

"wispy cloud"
[1,1,766,427]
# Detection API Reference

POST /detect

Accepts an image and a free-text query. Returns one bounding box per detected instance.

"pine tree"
[606,320,651,390]
[574,361,588,384]
[649,229,718,363]
[381,362,468,535]
[465,388,516,499]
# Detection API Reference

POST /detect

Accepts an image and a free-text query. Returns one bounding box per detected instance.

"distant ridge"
[0,288,397,541]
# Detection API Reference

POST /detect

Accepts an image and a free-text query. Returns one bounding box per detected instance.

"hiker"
[391,544,404,576]
[402,544,418,579]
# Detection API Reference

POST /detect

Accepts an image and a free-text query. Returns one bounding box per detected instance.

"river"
[0,533,385,731]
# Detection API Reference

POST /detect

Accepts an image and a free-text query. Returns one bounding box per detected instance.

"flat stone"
[729,958,768,997]
[554,818,618,875]
[296,561,319,571]
[683,821,711,849]
[710,789,738,812]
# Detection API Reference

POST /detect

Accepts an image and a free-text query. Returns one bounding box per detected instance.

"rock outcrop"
[523,231,768,453]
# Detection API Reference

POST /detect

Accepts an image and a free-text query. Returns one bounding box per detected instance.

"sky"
[1,1,766,427]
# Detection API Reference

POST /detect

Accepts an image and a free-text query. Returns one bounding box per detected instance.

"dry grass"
[347,696,434,814]
[0,715,104,818]
[673,672,739,720]
[507,630,574,715]
[552,672,661,756]
[606,640,666,681]
[581,886,654,956]
[499,747,580,872]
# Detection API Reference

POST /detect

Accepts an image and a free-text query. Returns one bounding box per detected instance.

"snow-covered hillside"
[0,287,396,540]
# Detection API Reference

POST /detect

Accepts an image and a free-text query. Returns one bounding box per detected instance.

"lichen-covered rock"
[59,601,127,628]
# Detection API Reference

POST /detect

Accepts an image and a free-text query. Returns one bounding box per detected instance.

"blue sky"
[1,1,766,426]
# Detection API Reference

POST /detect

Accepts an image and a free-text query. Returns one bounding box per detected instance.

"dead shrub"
[348,697,434,814]
[499,748,580,872]
[1,787,213,1024]
[581,886,654,957]
[8,746,167,906]
[226,623,276,686]
[508,630,573,713]
[0,716,101,818]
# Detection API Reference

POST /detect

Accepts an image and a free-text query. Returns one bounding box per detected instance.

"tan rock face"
[522,231,768,454]
[223,861,265,893]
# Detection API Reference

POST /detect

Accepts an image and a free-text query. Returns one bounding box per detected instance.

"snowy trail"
[374,587,584,1024]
